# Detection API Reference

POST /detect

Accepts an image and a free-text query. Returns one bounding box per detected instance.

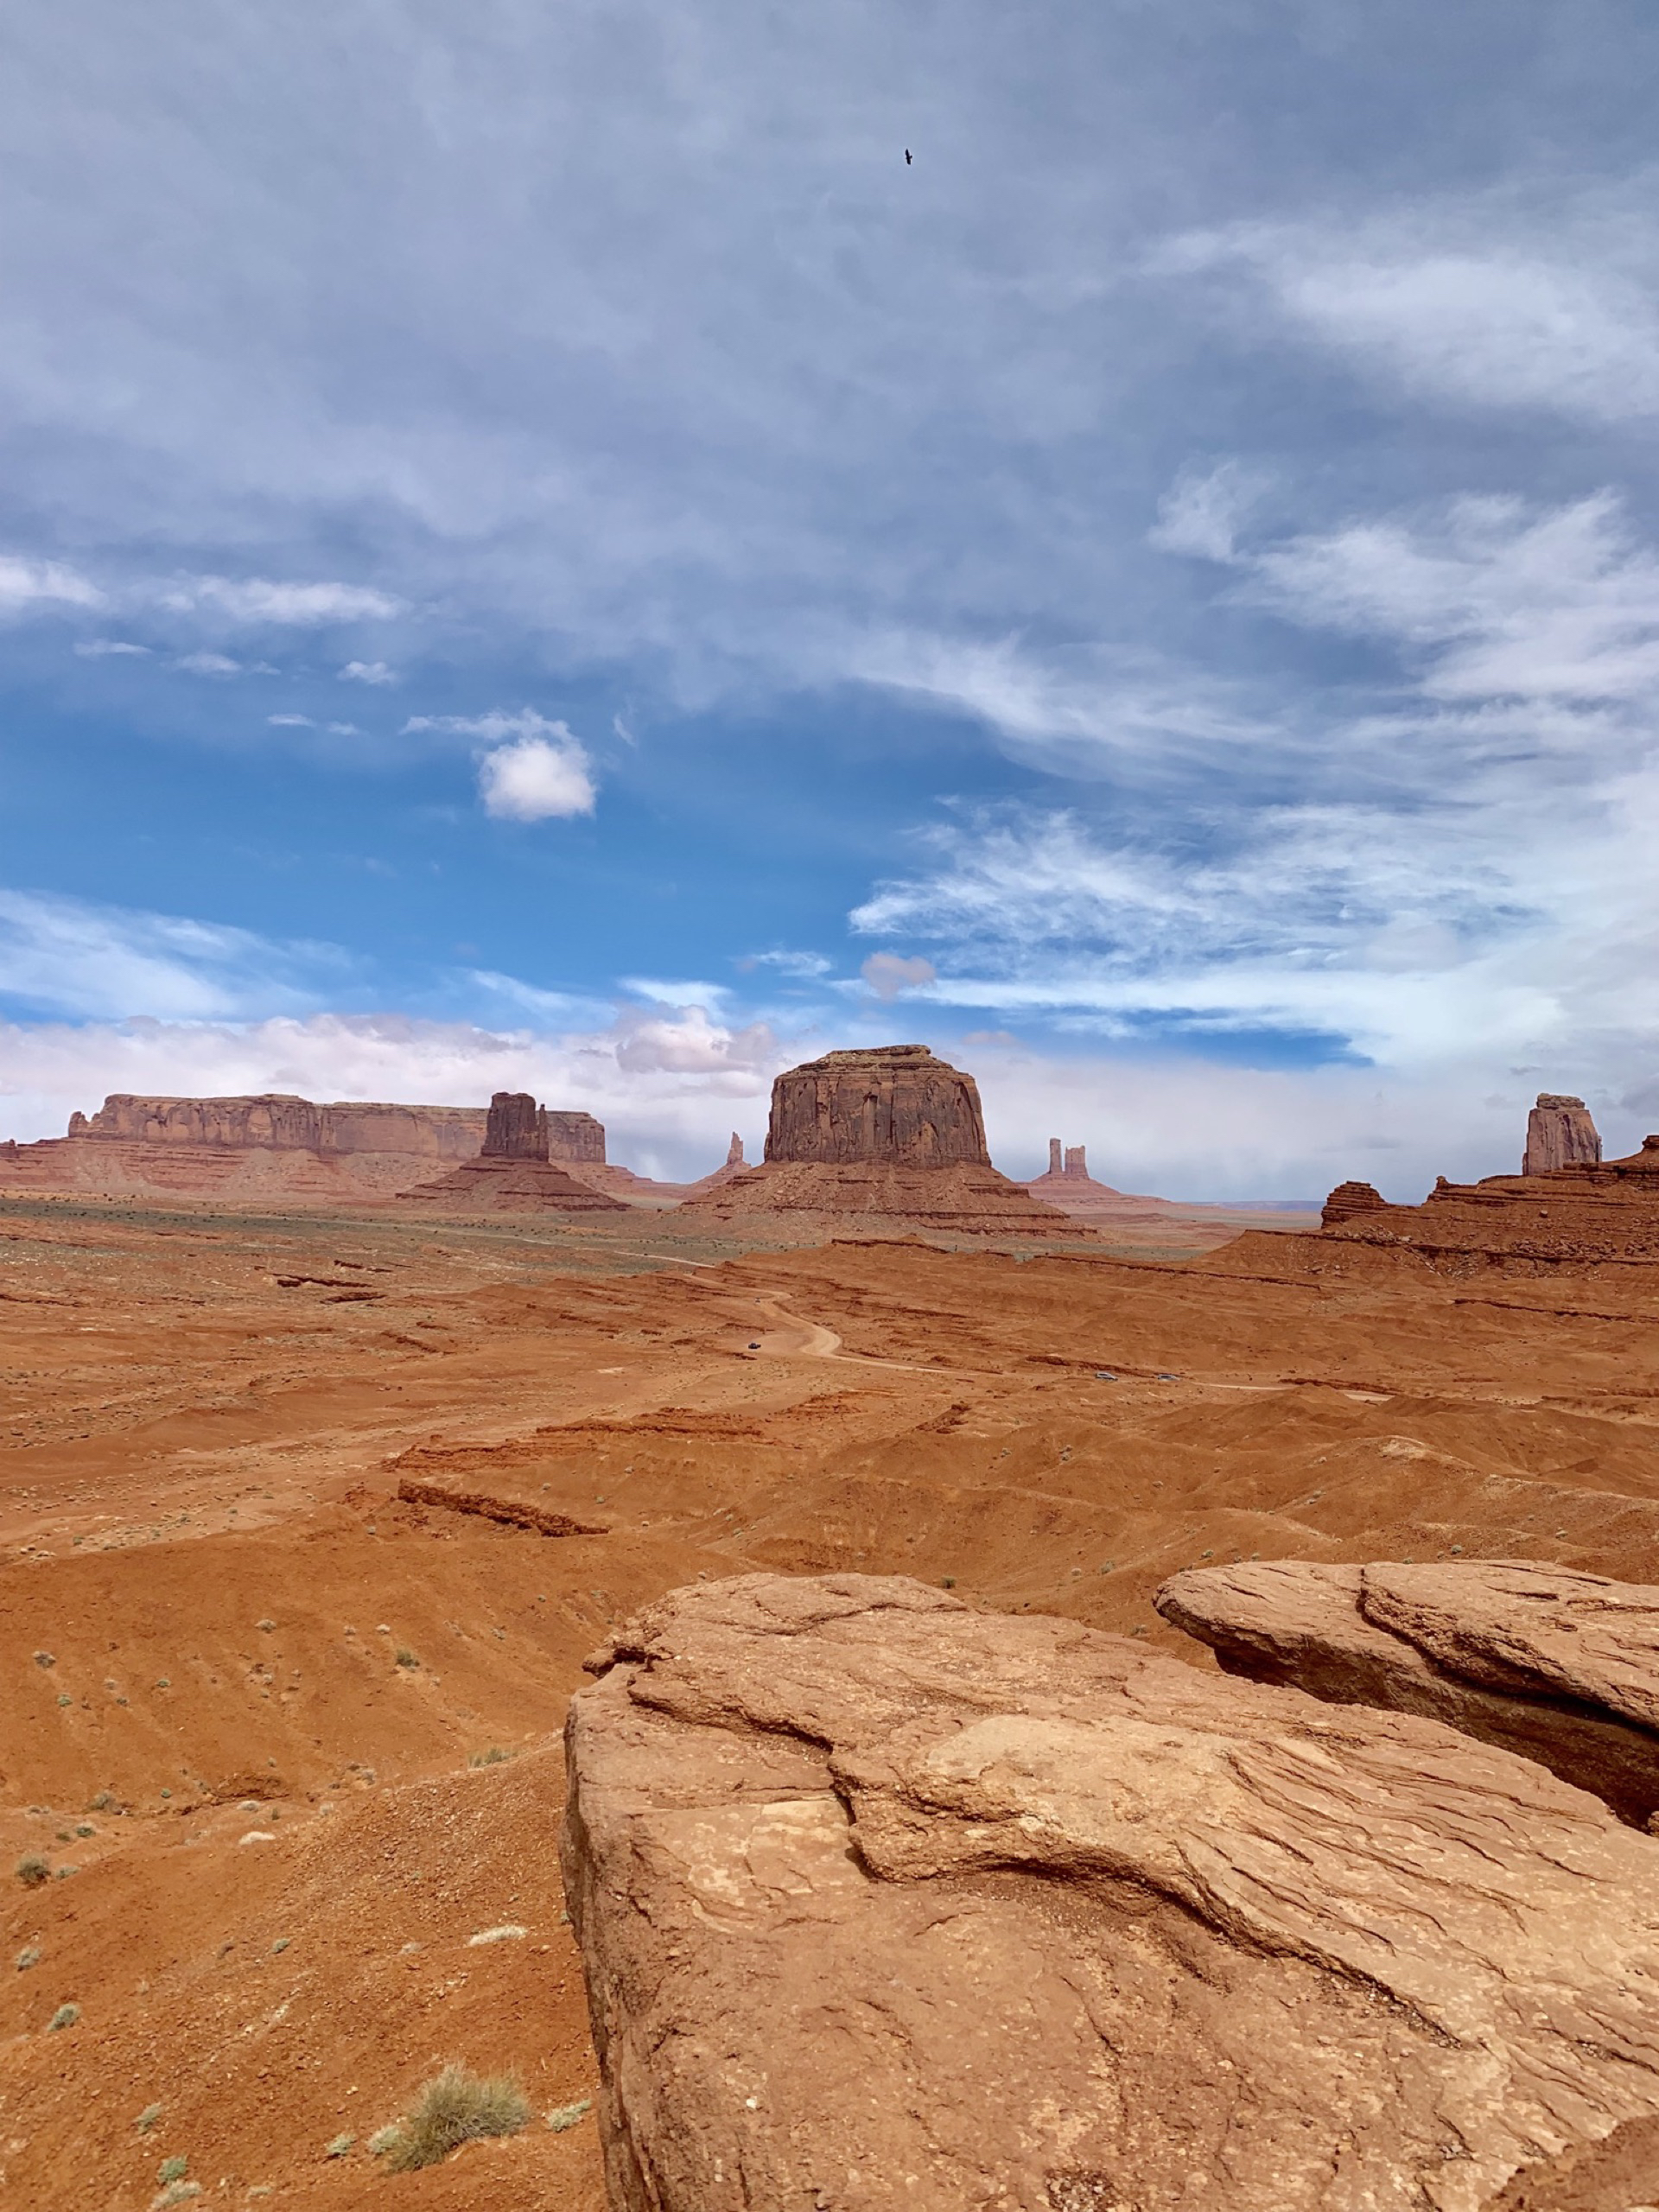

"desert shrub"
[15,1856,48,1887]
[89,1790,117,1812]
[394,1648,420,1669]
[379,2065,531,2171]
[547,2097,592,2133]
[366,2125,404,2158]
[33,1650,54,1669]
[48,2002,79,2031]
[15,1947,39,1972]
[158,2155,189,2185]
[325,2132,355,2158]
[136,2103,163,2133]
[468,1746,512,1768]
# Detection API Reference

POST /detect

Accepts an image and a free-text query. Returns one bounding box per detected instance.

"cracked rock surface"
[1157,1559,1659,1827]
[562,1572,1659,2212]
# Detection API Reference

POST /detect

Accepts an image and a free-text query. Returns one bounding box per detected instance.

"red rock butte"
[674,1046,1076,1236]
[404,1091,627,1213]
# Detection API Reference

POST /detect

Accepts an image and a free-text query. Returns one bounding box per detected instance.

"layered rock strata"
[1524,1095,1602,1177]
[676,1047,1075,1236]
[0,1091,491,1202]
[1156,1558,1659,1827]
[565,1572,1659,2212]
[1315,1138,1659,1267]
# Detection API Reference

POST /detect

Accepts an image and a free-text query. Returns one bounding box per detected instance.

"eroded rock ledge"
[1156,1558,1659,1827]
[562,1571,1659,2212]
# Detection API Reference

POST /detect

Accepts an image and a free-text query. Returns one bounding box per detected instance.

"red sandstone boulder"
[1156,1558,1659,1827]
[563,1571,1659,2212]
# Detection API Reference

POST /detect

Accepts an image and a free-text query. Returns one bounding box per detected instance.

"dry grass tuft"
[378,2064,531,2171]
[15,1855,49,1887]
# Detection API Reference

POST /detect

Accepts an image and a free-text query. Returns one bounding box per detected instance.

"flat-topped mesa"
[1321,1179,1386,1228]
[764,1045,990,1166]
[677,1047,1076,1236]
[1524,1092,1602,1175]
[65,1092,485,1158]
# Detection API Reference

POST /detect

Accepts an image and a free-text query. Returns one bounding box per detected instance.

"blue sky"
[5,1,1659,1192]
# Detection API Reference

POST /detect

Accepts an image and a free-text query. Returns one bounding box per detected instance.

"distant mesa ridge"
[69,1091,486,1159]
[403,1092,627,1213]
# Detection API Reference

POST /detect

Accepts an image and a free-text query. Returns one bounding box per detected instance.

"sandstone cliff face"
[1157,1558,1659,1827]
[546,1110,606,1166]
[1524,1094,1602,1176]
[68,1093,486,1158]
[764,1046,990,1166]
[564,1572,1659,2212]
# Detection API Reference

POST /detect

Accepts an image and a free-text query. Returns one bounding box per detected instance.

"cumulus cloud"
[860,951,937,1000]
[476,733,595,820]
[340,659,394,684]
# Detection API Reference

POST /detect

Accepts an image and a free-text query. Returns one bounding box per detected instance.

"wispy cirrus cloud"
[1156,183,1659,425]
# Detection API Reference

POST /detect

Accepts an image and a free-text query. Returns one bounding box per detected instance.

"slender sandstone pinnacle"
[727,1133,745,1166]
[1048,1137,1063,1175]
[1523,1093,1601,1176]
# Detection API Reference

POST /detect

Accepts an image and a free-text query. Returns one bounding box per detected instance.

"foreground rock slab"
[562,1572,1659,2212]
[1157,1558,1659,1827]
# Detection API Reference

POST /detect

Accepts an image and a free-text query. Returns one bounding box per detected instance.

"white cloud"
[1244,490,1659,709]
[476,734,595,820]
[0,555,101,613]
[157,576,404,624]
[340,659,394,684]
[268,712,314,726]
[612,1002,778,1076]
[861,951,936,1000]
[74,637,149,657]
[1147,461,1266,562]
[176,650,242,676]
[0,887,352,1021]
[1160,193,1659,424]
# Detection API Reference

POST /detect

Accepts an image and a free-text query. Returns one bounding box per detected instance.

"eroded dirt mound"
[672,1157,1077,1234]
[566,1571,1659,2212]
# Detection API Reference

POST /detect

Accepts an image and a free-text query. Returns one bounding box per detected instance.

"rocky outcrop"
[677,1047,1075,1236]
[67,1091,486,1157]
[1524,1095,1602,1176]
[1313,1140,1659,1268]
[726,1132,745,1167]
[1156,1559,1659,1827]
[1322,1179,1386,1227]
[402,1095,626,1214]
[764,1045,991,1167]
[547,1110,607,1166]
[564,1572,1659,2212]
